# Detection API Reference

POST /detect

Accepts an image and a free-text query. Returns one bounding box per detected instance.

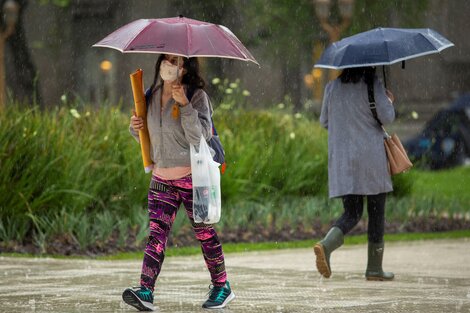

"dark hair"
[181,57,206,90]
[339,67,376,85]
[148,55,206,103]
[148,54,166,96]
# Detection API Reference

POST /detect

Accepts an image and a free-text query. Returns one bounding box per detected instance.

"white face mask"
[159,60,183,81]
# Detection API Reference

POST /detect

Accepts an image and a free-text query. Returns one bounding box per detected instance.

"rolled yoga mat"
[130,69,153,173]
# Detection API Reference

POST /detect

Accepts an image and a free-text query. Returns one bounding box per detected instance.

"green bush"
[214,109,329,202]
[0,104,333,218]
[0,105,148,221]
[0,102,416,250]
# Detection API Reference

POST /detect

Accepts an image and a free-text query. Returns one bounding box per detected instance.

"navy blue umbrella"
[314,28,454,69]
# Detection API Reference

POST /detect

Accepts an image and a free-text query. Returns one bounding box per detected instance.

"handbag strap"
[367,80,391,137]
[367,80,382,126]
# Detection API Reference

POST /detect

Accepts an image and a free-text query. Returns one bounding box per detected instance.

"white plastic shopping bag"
[190,136,221,224]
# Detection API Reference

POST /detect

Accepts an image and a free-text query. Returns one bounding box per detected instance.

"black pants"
[333,193,386,243]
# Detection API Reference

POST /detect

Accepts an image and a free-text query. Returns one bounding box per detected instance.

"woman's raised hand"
[131,109,144,131]
[172,84,189,106]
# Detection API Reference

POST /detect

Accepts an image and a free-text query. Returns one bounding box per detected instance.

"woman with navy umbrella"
[315,66,396,281]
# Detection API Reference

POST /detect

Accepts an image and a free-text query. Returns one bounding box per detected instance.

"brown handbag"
[383,133,413,175]
[367,81,413,175]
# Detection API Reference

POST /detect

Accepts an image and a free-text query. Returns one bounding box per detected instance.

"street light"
[338,0,354,20]
[100,59,113,101]
[314,0,354,43]
[314,0,331,20]
[0,0,20,110]
[3,0,20,27]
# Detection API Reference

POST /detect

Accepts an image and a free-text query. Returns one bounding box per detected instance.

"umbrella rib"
[416,32,444,51]
[384,40,390,66]
[437,42,455,52]
[186,23,191,57]
[379,27,390,65]
[424,29,452,49]
[203,29,218,58]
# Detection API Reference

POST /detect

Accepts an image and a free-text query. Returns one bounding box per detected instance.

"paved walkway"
[1,239,470,312]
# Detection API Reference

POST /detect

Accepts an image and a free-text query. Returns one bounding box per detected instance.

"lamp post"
[0,0,20,110]
[305,0,354,104]
[100,59,113,102]
[315,0,354,44]
[315,0,354,81]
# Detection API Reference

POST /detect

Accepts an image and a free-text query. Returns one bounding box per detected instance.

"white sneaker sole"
[122,289,154,311]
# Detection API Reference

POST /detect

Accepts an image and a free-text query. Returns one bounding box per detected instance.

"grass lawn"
[100,229,470,260]
[411,167,470,202]
[2,229,470,261]
[1,166,468,258]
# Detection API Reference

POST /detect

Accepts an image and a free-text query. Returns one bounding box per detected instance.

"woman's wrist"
[179,100,189,107]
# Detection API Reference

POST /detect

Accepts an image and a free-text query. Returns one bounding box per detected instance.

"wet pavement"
[1,239,470,312]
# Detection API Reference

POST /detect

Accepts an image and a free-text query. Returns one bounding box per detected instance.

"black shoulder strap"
[367,80,383,126]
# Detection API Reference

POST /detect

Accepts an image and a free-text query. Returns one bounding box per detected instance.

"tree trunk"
[3,0,41,106]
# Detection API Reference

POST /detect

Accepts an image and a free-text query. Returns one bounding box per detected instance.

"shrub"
[0,102,414,250]
[214,109,329,202]
[0,105,148,220]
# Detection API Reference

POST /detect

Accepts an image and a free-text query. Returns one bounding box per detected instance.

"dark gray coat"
[320,78,395,198]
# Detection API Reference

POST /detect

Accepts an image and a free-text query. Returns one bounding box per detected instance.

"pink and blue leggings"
[140,174,227,291]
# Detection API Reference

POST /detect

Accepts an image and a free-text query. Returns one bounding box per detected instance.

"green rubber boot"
[365,242,394,281]
[314,227,344,278]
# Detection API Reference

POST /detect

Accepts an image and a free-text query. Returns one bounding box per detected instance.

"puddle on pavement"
[1,242,470,313]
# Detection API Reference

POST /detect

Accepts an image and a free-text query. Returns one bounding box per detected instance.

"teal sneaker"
[122,286,154,311]
[202,281,235,309]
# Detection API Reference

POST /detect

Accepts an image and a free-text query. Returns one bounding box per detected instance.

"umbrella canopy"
[315,28,454,69]
[93,16,259,66]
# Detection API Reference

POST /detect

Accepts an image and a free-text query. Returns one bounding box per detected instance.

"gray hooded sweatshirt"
[130,85,212,168]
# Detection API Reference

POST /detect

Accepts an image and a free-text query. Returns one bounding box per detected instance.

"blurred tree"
[347,0,429,35]
[170,0,318,112]
[38,0,70,6]
[1,0,41,106]
[238,0,319,111]
[169,0,237,98]
[241,0,429,110]
[0,0,19,110]
[345,0,429,88]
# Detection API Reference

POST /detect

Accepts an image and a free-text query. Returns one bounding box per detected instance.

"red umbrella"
[92,16,259,65]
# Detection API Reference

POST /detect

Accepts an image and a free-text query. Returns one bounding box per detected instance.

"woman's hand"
[172,84,189,106]
[385,89,395,103]
[131,110,144,131]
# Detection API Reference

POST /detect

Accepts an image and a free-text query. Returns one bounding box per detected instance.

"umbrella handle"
[382,66,387,89]
[175,58,181,106]
[177,57,180,81]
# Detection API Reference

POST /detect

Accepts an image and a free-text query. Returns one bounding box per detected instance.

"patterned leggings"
[140,175,227,291]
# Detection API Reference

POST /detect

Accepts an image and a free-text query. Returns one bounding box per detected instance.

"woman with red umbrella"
[123,54,234,311]
[93,17,258,311]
